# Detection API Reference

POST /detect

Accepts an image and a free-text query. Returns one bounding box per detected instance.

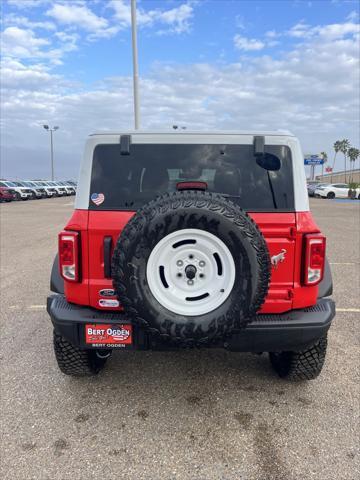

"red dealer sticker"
[85,324,132,347]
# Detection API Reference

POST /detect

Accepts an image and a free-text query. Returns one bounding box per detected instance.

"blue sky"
[1,0,359,179]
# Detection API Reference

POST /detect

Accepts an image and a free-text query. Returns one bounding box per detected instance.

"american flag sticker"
[91,193,105,206]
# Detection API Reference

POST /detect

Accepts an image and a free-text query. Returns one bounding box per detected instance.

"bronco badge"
[271,249,287,268]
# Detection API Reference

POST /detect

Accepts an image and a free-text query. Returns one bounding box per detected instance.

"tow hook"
[96,350,112,359]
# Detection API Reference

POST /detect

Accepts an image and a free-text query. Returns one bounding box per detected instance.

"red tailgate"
[249,213,296,313]
[87,211,135,310]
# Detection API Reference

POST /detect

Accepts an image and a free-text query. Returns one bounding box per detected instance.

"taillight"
[59,231,80,282]
[303,234,326,286]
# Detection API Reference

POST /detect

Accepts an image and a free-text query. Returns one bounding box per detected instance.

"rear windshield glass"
[90,143,294,211]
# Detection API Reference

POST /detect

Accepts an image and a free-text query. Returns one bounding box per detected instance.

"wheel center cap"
[185,264,197,280]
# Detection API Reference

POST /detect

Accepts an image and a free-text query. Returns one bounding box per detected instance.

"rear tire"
[327,192,335,199]
[53,331,109,376]
[269,336,327,381]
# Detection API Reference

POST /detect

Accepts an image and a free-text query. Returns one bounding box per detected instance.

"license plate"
[85,324,132,348]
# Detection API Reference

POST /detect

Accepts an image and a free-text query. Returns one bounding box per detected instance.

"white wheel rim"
[146,228,236,316]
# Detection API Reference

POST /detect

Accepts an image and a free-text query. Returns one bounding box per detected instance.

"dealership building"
[315,168,360,184]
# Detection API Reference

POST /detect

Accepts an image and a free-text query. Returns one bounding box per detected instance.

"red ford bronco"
[47,131,335,379]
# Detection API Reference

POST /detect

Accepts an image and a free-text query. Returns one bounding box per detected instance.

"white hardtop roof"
[90,130,295,137]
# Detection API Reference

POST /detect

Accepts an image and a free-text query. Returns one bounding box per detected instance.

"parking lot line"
[330,262,358,265]
[336,308,360,313]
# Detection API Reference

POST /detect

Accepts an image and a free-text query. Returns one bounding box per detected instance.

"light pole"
[131,0,140,129]
[43,125,59,181]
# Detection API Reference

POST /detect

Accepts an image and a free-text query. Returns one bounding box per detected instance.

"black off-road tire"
[53,331,109,376]
[269,336,328,381]
[112,191,270,346]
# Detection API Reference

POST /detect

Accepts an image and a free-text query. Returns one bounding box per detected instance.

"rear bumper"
[47,295,335,352]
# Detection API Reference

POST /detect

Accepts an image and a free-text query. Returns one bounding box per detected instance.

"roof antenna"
[131,0,140,130]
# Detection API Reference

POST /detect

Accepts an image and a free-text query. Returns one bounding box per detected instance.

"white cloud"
[1,25,77,64]
[46,3,108,31]
[265,30,281,38]
[1,26,50,58]
[54,31,79,51]
[109,0,194,34]
[289,20,360,39]
[3,13,56,30]
[157,4,193,34]
[316,22,360,39]
[7,0,49,8]
[1,57,61,90]
[108,0,132,27]
[234,34,265,51]
[347,10,359,22]
[288,21,312,38]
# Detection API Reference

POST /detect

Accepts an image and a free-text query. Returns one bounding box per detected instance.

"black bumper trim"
[47,295,335,352]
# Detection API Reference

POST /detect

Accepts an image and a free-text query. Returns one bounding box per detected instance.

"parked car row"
[0,180,77,202]
[307,182,360,199]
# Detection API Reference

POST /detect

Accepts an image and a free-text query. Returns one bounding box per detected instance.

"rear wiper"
[267,171,277,209]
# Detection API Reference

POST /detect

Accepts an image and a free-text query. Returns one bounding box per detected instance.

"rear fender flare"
[50,254,64,294]
[318,257,333,298]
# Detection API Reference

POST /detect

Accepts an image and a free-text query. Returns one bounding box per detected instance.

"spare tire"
[112,191,270,345]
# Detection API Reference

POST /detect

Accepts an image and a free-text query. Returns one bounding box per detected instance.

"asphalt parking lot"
[0,197,359,480]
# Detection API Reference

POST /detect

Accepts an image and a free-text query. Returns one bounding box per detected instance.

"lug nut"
[199,260,205,267]
[187,280,194,286]
[176,260,183,267]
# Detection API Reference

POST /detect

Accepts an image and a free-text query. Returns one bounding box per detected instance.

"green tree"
[348,147,360,183]
[320,151,328,178]
[339,139,350,182]
[331,140,342,182]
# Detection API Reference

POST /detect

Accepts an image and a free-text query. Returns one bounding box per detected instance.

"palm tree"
[331,140,342,182]
[348,147,360,183]
[339,139,350,183]
[320,151,328,178]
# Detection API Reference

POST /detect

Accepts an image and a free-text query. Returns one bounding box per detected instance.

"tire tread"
[53,331,106,376]
[269,336,328,381]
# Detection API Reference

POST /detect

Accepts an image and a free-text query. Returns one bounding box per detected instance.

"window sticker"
[91,192,105,206]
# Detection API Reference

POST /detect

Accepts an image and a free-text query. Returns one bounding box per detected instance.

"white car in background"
[45,181,67,196]
[58,181,75,195]
[33,181,57,197]
[315,183,359,199]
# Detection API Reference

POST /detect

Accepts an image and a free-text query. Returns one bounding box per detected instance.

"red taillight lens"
[59,231,80,282]
[303,234,326,286]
